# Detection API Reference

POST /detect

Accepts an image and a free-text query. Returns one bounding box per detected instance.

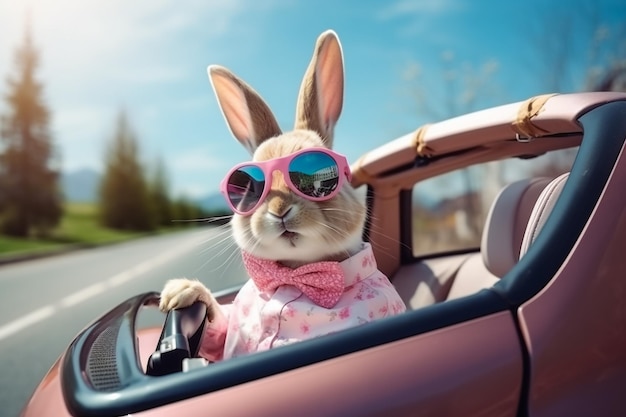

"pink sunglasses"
[220,147,352,216]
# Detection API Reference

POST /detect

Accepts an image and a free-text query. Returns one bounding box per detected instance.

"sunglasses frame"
[220,147,352,216]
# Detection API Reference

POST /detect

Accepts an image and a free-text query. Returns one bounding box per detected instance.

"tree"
[594,63,626,92]
[0,26,62,237]
[404,52,504,239]
[171,195,204,225]
[530,0,626,93]
[99,111,155,231]
[403,52,502,123]
[525,0,626,176]
[149,156,173,227]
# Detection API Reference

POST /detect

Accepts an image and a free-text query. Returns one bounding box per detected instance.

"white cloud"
[0,0,259,97]
[54,106,108,134]
[373,0,464,39]
[111,66,188,84]
[376,0,461,20]
[171,147,231,173]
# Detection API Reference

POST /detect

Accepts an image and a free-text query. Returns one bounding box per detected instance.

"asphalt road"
[0,226,247,417]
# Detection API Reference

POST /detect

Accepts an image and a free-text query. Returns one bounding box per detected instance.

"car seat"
[447,173,569,300]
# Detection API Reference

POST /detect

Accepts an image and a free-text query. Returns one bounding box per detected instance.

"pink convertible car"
[21,92,626,416]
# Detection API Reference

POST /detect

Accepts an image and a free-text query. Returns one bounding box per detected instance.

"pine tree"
[99,111,156,231]
[172,195,204,224]
[0,26,63,237]
[149,156,173,227]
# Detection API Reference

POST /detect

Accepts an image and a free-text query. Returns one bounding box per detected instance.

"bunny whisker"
[172,215,233,224]
[198,229,235,256]
[366,226,412,256]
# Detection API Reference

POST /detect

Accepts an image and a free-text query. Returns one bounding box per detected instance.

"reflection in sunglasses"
[290,164,339,197]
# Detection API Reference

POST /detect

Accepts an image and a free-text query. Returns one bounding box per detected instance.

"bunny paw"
[159,278,212,312]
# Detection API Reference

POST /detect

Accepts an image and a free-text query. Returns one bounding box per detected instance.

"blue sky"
[0,0,625,198]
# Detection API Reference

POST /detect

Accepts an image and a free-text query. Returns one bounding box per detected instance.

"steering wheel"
[61,292,207,416]
[147,299,208,375]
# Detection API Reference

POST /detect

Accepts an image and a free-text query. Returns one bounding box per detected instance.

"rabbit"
[159,30,406,361]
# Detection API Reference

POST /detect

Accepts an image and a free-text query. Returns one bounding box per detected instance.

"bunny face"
[209,30,366,266]
[230,131,365,265]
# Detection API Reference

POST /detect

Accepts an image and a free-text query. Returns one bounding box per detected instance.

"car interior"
[394,172,570,309]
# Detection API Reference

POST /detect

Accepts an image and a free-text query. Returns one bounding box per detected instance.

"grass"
[0,203,151,259]
[55,203,146,244]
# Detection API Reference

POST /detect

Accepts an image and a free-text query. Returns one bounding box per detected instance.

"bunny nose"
[266,193,295,219]
[268,206,293,220]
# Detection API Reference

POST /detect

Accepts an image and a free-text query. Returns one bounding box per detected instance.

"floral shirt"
[199,243,406,361]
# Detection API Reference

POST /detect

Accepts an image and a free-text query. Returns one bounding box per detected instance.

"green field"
[0,203,151,259]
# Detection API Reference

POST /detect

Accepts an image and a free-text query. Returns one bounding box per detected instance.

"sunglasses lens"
[226,165,265,213]
[289,151,340,198]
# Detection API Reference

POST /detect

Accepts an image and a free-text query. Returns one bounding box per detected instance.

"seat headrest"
[519,172,569,258]
[481,177,553,277]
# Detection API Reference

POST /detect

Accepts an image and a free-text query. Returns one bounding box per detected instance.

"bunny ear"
[294,30,344,148]
[208,65,282,154]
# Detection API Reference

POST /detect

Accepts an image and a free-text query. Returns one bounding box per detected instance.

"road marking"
[0,305,57,341]
[0,237,204,343]
[60,282,109,308]
[107,239,202,287]
[108,252,167,286]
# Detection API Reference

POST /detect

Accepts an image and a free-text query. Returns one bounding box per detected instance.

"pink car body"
[21,92,626,416]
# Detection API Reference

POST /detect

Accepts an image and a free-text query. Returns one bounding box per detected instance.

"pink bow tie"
[241,252,345,309]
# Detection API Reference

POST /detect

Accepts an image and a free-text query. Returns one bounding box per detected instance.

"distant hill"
[197,192,229,212]
[62,168,101,202]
